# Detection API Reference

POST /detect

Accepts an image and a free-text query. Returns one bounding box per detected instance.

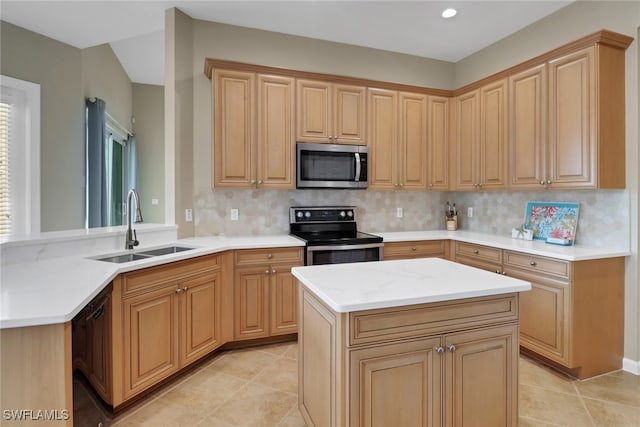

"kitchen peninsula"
[293,257,531,427]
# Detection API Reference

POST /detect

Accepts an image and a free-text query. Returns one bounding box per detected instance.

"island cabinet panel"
[444,324,518,427]
[298,287,520,427]
[234,247,304,340]
[349,337,443,427]
[384,240,448,260]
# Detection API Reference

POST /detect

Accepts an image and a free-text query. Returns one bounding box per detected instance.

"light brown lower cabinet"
[299,287,519,427]
[233,247,303,340]
[383,240,448,260]
[110,253,225,407]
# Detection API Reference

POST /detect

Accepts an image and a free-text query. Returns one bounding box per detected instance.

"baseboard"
[622,358,640,375]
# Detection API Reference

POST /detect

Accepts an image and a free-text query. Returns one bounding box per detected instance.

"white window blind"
[0,101,11,234]
[0,75,40,236]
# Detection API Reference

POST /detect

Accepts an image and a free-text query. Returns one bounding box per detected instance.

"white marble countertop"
[0,228,628,329]
[0,235,304,329]
[292,257,532,313]
[376,230,630,261]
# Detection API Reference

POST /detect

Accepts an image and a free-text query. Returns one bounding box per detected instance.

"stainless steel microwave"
[296,143,369,189]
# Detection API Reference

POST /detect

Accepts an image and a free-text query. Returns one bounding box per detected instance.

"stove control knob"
[347,211,353,218]
[296,211,303,219]
[304,211,311,218]
[340,211,346,218]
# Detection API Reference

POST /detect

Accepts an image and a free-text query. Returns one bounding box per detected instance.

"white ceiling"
[1,1,573,86]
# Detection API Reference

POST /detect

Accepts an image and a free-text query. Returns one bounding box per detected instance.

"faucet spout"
[125,189,143,250]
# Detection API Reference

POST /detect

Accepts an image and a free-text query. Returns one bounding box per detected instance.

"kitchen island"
[292,257,531,427]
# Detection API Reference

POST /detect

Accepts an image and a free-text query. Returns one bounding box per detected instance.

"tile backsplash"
[195,189,629,249]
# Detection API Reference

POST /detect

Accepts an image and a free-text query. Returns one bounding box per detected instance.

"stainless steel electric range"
[289,206,383,266]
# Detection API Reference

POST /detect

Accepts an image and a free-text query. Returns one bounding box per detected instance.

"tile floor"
[75,341,640,426]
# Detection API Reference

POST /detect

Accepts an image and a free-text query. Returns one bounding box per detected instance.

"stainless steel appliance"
[289,206,383,265]
[296,143,369,189]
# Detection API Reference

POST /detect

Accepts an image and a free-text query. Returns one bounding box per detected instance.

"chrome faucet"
[125,189,143,249]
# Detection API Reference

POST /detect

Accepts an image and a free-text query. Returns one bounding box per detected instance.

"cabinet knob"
[182,286,188,292]
[447,344,456,352]
[265,269,270,274]
[478,183,483,188]
[411,247,416,251]
[429,183,433,188]
[502,271,507,275]
[473,249,479,255]
[495,269,501,274]
[267,253,273,259]
[546,180,552,185]
[176,288,182,294]
[272,269,276,274]
[258,180,263,185]
[540,180,545,186]
[399,183,404,187]
[529,261,537,266]
[434,346,444,354]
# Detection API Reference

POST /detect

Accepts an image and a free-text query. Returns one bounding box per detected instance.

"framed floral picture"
[523,202,580,245]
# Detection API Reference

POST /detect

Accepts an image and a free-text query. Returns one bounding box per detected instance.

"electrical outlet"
[151,198,159,206]
[230,208,239,221]
[185,208,193,222]
[467,207,473,218]
[396,207,403,218]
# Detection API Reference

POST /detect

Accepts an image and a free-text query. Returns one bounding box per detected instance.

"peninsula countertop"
[292,257,532,313]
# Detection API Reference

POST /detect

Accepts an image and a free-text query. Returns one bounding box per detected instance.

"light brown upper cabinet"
[427,95,450,190]
[369,89,431,190]
[454,79,508,191]
[510,44,626,189]
[213,69,295,189]
[296,79,366,145]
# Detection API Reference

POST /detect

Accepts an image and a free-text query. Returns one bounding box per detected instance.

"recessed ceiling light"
[442,8,457,19]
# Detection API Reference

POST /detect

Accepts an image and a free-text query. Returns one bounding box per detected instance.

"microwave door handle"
[354,152,361,182]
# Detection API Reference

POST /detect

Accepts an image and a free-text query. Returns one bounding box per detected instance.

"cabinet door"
[479,79,508,190]
[334,84,366,144]
[297,79,331,143]
[368,88,398,190]
[234,267,270,340]
[548,46,596,188]
[454,90,480,190]
[509,64,547,189]
[180,271,222,366]
[213,69,255,188]
[517,277,570,365]
[270,265,298,335]
[87,294,112,403]
[123,286,179,400]
[399,92,428,190]
[350,337,443,427]
[444,324,518,427]
[257,74,295,188]
[428,95,450,190]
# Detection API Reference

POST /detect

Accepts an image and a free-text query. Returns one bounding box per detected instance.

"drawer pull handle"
[530,261,537,266]
[473,250,479,254]
[411,247,416,251]
[447,344,456,352]
[267,253,273,259]
[434,346,444,354]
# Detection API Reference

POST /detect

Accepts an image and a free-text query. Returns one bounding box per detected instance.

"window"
[0,76,40,236]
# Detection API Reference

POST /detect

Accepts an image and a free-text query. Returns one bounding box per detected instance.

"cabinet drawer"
[123,254,220,296]
[235,247,303,266]
[503,251,570,280]
[455,242,502,264]
[349,294,518,346]
[384,240,446,258]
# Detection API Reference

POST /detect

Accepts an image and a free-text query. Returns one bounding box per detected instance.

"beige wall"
[453,0,640,370]
[0,22,135,232]
[165,8,195,238]
[133,83,165,224]
[1,21,84,232]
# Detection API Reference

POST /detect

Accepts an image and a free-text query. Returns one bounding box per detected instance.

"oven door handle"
[354,152,361,182]
[307,242,383,252]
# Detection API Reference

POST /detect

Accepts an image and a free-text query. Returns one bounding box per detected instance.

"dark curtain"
[86,97,107,228]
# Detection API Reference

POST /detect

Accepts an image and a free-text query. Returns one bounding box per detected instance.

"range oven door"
[306,243,383,265]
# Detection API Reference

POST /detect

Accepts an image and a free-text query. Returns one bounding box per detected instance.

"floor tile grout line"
[519,381,581,397]
[573,381,598,427]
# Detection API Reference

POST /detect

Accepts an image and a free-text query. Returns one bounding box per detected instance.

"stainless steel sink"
[93,245,196,263]
[95,253,153,263]
[138,246,194,257]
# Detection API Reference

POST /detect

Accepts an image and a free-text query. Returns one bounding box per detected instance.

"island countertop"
[292,257,532,313]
